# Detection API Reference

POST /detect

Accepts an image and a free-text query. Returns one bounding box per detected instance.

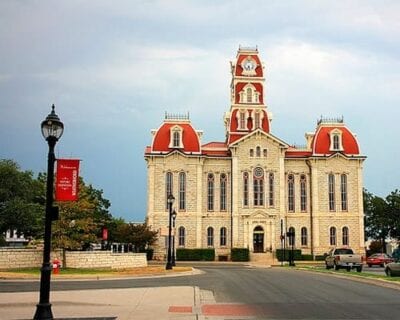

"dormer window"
[169,125,184,149]
[329,129,344,152]
[239,84,259,104]
[173,131,180,147]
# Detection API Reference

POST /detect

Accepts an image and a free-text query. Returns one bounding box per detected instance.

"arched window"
[263,149,267,157]
[220,227,227,246]
[179,172,186,210]
[288,227,295,246]
[329,129,343,151]
[166,172,173,210]
[328,174,335,211]
[341,174,348,211]
[169,126,183,149]
[269,173,274,206]
[253,167,264,206]
[207,227,214,247]
[220,174,227,211]
[250,149,254,157]
[300,174,307,212]
[239,111,246,130]
[254,111,261,129]
[207,174,214,211]
[342,227,349,246]
[173,131,180,147]
[178,226,185,247]
[246,87,252,103]
[288,174,295,212]
[256,146,261,157]
[301,227,307,246]
[243,172,249,206]
[333,135,340,150]
[330,227,337,246]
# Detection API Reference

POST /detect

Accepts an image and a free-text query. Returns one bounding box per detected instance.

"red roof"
[312,126,360,155]
[202,142,227,148]
[202,141,229,157]
[235,54,263,77]
[151,123,201,153]
[285,150,312,158]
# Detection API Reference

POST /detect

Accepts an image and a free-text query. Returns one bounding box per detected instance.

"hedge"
[301,254,314,261]
[176,248,215,261]
[276,249,302,261]
[231,248,250,261]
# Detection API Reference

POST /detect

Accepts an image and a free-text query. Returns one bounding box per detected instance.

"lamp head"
[167,193,175,205]
[41,104,64,140]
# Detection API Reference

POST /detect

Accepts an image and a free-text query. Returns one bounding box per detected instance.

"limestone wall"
[0,249,147,269]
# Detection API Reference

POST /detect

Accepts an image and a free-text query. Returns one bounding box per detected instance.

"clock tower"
[225,46,272,145]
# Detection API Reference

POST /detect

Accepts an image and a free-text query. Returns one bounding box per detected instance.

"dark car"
[385,260,400,277]
[366,253,394,267]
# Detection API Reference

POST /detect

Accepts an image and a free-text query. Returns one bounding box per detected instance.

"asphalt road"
[1,265,399,319]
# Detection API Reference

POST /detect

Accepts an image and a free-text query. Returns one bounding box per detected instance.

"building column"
[231,154,239,247]
[196,159,203,248]
[358,161,365,249]
[311,164,319,248]
[146,162,155,227]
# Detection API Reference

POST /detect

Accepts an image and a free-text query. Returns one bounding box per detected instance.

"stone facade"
[145,47,366,261]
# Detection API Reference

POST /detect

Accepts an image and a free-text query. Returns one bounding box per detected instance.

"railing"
[165,112,190,120]
[317,116,344,125]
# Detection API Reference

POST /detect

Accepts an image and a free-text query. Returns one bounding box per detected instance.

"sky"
[0,0,399,222]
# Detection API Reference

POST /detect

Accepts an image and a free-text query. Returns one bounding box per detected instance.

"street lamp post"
[171,209,177,267]
[286,230,296,267]
[34,105,64,320]
[166,194,175,270]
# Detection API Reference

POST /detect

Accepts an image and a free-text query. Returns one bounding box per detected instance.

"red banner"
[102,227,108,240]
[55,159,80,201]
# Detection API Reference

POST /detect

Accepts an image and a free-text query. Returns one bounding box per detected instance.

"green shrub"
[231,248,249,261]
[145,248,154,260]
[315,255,326,261]
[301,254,314,261]
[276,249,302,261]
[176,248,215,261]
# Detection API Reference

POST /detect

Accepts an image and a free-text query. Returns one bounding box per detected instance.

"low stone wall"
[0,249,44,269]
[0,249,147,269]
[65,251,147,269]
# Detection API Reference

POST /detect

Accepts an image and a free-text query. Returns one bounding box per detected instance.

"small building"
[145,47,366,261]
[4,229,29,247]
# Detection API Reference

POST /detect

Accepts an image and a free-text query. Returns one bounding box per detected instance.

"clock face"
[244,59,255,71]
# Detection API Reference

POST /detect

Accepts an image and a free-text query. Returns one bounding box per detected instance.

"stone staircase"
[249,252,277,266]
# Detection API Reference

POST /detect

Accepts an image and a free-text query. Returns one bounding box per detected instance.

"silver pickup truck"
[325,248,363,272]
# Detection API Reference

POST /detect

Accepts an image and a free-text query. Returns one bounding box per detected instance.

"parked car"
[325,247,363,272]
[366,253,394,267]
[385,260,400,277]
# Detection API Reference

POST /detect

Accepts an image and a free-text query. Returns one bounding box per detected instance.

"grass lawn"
[295,264,400,283]
[0,266,193,279]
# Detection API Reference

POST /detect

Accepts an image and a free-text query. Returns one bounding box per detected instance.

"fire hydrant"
[52,258,61,274]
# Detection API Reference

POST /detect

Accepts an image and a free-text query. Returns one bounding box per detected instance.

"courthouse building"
[145,47,366,261]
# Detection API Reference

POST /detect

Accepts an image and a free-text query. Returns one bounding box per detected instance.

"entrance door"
[253,226,264,253]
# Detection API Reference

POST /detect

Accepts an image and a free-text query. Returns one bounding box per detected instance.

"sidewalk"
[0,286,214,320]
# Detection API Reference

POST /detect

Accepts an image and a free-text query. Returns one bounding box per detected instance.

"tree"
[52,177,113,250]
[0,159,44,238]
[364,189,400,253]
[386,190,400,241]
[114,223,158,252]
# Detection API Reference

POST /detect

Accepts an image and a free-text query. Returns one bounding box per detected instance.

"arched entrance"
[253,226,264,253]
